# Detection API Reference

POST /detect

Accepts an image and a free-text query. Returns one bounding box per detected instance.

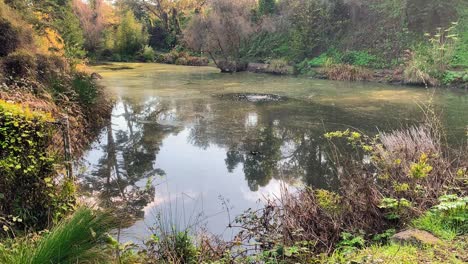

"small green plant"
[146,228,199,263]
[307,53,329,67]
[315,189,342,214]
[372,229,396,243]
[379,197,412,220]
[336,232,365,254]
[409,153,433,179]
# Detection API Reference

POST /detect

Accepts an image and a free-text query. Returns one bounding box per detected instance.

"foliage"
[240,32,291,61]
[287,0,348,61]
[404,23,460,86]
[336,232,365,254]
[341,51,385,68]
[72,73,98,106]
[442,70,468,85]
[140,45,156,62]
[258,0,276,16]
[378,197,412,220]
[0,100,75,232]
[0,207,116,264]
[114,10,148,58]
[425,194,468,235]
[183,0,255,71]
[146,230,198,264]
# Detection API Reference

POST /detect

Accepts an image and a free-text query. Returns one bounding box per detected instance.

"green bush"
[141,46,155,62]
[72,74,98,107]
[114,10,148,58]
[141,45,156,62]
[0,100,74,232]
[442,70,468,85]
[342,51,385,68]
[307,53,329,67]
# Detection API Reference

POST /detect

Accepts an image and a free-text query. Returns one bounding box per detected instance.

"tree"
[115,10,148,56]
[183,0,255,71]
[284,0,348,60]
[72,0,117,53]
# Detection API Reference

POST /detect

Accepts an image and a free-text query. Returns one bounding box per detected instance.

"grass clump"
[0,207,116,264]
[321,63,373,81]
[413,194,467,239]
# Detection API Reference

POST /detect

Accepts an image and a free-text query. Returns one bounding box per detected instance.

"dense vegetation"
[20,0,462,86]
[0,0,111,236]
[0,0,467,263]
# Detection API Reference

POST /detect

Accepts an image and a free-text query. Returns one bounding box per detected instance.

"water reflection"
[78,63,468,240]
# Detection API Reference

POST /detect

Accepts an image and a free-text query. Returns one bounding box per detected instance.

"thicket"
[0,0,112,235]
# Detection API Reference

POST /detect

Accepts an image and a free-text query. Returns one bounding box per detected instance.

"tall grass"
[0,207,115,264]
[321,63,373,81]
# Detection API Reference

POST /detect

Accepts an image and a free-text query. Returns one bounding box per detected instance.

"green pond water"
[79,63,468,242]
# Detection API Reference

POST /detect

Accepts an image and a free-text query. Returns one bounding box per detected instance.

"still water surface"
[79,63,468,242]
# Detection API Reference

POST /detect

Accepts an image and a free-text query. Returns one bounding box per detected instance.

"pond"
[78,63,468,243]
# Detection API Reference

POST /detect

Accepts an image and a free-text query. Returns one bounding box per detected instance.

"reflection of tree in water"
[185,99,381,191]
[80,98,180,222]
[222,124,337,191]
[242,125,282,191]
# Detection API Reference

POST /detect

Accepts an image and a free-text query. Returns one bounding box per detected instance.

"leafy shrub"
[442,70,468,85]
[72,73,98,107]
[337,232,365,254]
[141,45,156,62]
[307,54,329,67]
[264,59,292,75]
[315,189,342,214]
[0,100,75,232]
[115,11,148,57]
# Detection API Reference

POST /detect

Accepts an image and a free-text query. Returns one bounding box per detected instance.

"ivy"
[0,100,74,234]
